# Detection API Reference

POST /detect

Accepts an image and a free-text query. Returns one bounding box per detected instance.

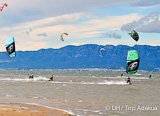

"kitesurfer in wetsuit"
[121,73,123,77]
[127,77,132,85]
[49,75,54,81]
[149,75,152,79]
[29,74,34,79]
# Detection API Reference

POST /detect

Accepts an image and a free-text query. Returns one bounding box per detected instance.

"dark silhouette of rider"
[29,74,34,79]
[49,75,54,81]
[127,77,132,85]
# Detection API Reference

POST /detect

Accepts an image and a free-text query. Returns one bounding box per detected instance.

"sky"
[0,0,160,51]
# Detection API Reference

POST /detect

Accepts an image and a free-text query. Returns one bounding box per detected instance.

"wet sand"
[0,103,74,116]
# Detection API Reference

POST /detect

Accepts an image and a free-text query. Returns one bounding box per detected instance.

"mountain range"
[0,44,159,71]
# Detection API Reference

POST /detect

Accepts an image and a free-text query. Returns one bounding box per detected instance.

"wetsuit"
[127,77,131,85]
[29,75,34,79]
[49,76,53,81]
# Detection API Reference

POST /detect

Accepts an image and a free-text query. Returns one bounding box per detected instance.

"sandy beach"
[0,102,74,116]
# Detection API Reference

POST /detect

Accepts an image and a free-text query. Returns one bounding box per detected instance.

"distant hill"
[0,44,159,71]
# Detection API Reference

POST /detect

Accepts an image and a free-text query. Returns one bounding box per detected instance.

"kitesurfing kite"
[126,50,140,74]
[0,3,8,12]
[100,48,105,56]
[60,33,68,41]
[128,30,139,42]
[5,37,16,58]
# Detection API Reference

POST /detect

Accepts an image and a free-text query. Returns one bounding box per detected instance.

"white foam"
[0,76,49,82]
[134,77,149,80]
[52,80,128,85]
[96,80,128,85]
[134,73,142,76]
[74,108,105,115]
[0,77,128,85]
[5,94,17,98]
[91,76,126,79]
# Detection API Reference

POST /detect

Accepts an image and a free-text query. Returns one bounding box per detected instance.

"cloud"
[86,14,142,30]
[0,13,143,50]
[132,0,160,7]
[102,32,122,39]
[22,28,32,35]
[0,0,134,26]
[37,33,48,37]
[0,0,159,50]
[121,12,160,33]
[0,12,82,32]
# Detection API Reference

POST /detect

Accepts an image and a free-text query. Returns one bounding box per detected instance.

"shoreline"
[0,102,75,116]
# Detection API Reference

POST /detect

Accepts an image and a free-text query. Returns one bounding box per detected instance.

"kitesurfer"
[29,74,34,79]
[149,75,152,79]
[49,75,54,81]
[127,77,132,85]
[121,73,123,77]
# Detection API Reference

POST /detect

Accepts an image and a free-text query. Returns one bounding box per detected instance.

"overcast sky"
[0,0,159,51]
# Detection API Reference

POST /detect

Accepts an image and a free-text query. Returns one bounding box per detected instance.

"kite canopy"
[126,50,139,74]
[129,30,139,42]
[0,3,8,12]
[5,37,16,58]
[100,48,105,56]
[60,33,68,41]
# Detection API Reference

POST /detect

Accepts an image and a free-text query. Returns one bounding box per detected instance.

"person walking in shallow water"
[127,77,132,85]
